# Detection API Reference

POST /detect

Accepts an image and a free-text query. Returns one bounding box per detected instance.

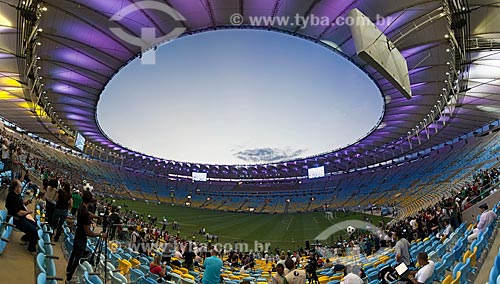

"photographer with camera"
[306,254,319,284]
[66,190,107,283]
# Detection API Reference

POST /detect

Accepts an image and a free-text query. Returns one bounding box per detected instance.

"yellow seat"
[451,271,461,284]
[179,268,189,274]
[329,275,342,281]
[442,275,453,284]
[462,250,471,264]
[318,277,329,284]
[183,274,195,280]
[118,259,132,275]
[468,246,477,267]
[229,275,240,280]
[441,234,447,243]
[129,258,141,268]
[373,261,383,268]
[172,269,184,276]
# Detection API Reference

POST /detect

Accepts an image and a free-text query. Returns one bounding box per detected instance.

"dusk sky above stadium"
[97,30,384,165]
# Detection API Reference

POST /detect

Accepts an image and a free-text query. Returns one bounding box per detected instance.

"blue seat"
[130,268,145,283]
[495,255,500,271]
[36,272,63,284]
[139,264,150,275]
[457,258,471,284]
[36,253,58,284]
[367,271,378,282]
[436,244,446,259]
[84,271,103,284]
[433,262,445,282]
[141,276,159,284]
[441,253,454,271]
[490,266,499,284]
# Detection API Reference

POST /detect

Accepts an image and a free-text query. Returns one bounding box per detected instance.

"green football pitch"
[111,199,390,251]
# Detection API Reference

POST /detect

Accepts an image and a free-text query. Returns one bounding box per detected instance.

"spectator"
[10,147,23,180]
[52,182,73,242]
[437,220,453,239]
[1,140,10,172]
[271,263,286,284]
[468,203,497,243]
[407,252,434,284]
[45,177,58,226]
[71,189,82,216]
[394,231,411,266]
[284,258,306,284]
[183,243,196,270]
[66,190,106,282]
[5,179,38,253]
[343,265,364,284]
[150,254,169,282]
[202,249,223,284]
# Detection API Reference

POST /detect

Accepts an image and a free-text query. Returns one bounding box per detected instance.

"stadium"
[0,0,500,283]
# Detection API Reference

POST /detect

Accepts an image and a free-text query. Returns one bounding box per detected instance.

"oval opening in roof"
[97,29,384,165]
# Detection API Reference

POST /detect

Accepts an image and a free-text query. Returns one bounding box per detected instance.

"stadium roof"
[0,0,499,179]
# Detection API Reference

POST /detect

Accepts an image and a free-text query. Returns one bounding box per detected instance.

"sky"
[97,30,384,165]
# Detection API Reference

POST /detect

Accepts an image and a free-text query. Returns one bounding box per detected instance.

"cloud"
[233,147,306,163]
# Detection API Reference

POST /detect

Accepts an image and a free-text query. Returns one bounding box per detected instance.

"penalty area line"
[286,215,294,231]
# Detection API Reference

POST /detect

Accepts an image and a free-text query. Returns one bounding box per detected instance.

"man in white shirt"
[342,265,364,284]
[468,203,497,243]
[1,140,9,171]
[284,258,306,284]
[408,252,434,284]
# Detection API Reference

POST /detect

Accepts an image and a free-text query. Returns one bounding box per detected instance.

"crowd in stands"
[2,125,500,284]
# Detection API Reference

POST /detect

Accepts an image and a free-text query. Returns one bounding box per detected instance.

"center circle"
[97,29,384,165]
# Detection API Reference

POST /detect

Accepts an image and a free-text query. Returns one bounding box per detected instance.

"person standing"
[11,147,23,180]
[52,182,73,242]
[66,190,106,282]
[202,249,223,284]
[284,258,306,284]
[272,263,286,284]
[45,177,58,226]
[71,189,82,216]
[394,231,411,266]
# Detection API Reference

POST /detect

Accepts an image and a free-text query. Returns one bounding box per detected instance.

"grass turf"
[112,198,390,251]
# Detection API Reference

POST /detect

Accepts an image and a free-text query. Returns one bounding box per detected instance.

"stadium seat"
[130,268,145,282]
[36,272,63,284]
[450,271,461,284]
[442,274,453,284]
[36,253,58,282]
[491,266,499,284]
[111,272,128,284]
[433,262,445,282]
[457,258,471,284]
[84,271,103,284]
[118,259,132,275]
[140,276,158,284]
